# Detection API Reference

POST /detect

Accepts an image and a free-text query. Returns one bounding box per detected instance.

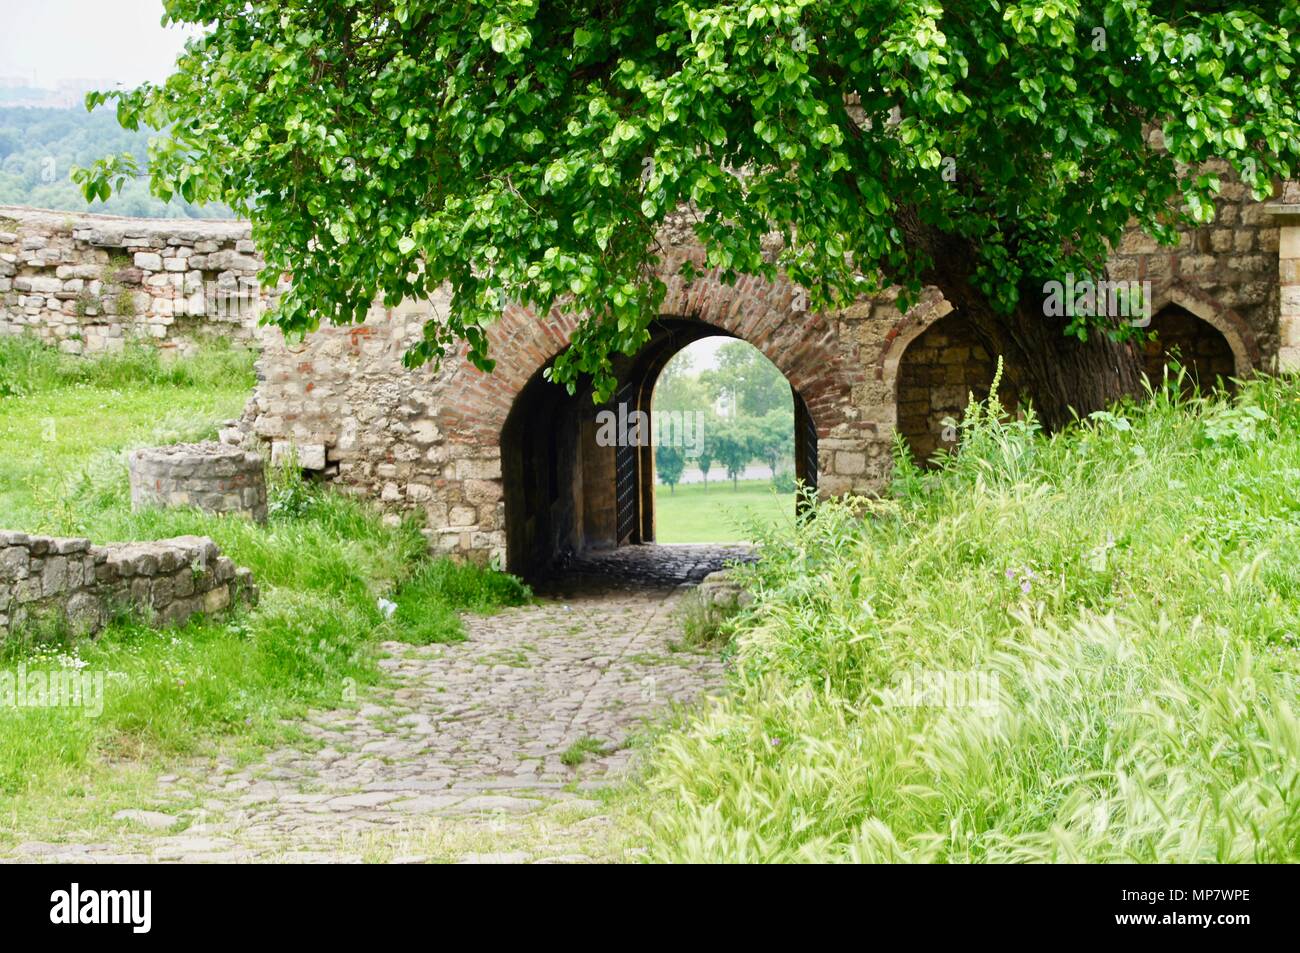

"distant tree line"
[0,107,232,219]
[653,340,795,494]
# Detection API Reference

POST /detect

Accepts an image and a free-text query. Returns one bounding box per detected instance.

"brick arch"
[436,248,858,446]
[871,287,956,434]
[876,288,956,378]
[1147,285,1259,377]
[653,249,858,440]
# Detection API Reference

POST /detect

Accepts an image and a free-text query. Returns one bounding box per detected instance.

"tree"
[652,349,710,415]
[77,2,1300,425]
[696,436,715,493]
[713,418,760,491]
[751,411,795,476]
[655,445,686,494]
[701,341,793,418]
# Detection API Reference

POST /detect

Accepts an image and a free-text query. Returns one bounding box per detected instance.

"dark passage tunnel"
[501,318,818,580]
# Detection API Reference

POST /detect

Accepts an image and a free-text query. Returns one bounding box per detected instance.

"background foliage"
[0,107,230,218]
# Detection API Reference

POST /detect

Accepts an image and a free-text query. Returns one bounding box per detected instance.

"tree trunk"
[894,211,1144,431]
[955,291,1144,431]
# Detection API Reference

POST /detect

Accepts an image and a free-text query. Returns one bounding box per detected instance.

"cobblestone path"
[6,545,748,864]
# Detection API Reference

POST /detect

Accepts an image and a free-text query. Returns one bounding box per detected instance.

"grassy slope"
[0,339,528,842]
[641,374,1300,862]
[654,479,796,543]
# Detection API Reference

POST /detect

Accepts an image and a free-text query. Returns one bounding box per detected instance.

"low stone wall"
[0,531,257,638]
[128,442,268,523]
[0,206,270,355]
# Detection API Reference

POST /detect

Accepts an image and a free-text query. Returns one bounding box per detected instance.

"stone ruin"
[0,205,266,356]
[128,442,268,523]
[3,175,1300,580]
[0,531,258,639]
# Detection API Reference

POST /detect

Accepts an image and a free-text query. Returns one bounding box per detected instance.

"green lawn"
[654,479,795,543]
[0,383,248,535]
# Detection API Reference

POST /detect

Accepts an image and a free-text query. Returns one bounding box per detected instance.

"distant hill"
[0,106,234,220]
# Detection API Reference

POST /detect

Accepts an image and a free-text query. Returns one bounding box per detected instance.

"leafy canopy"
[76,1,1300,399]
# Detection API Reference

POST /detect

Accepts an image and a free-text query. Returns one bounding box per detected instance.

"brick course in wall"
[0,531,258,639]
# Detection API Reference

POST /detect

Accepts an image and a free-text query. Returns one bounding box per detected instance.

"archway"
[1142,304,1239,394]
[435,256,866,577]
[500,318,818,579]
[650,336,801,544]
[894,310,1023,465]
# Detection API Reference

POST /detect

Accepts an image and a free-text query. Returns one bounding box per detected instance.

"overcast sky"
[1,0,194,87]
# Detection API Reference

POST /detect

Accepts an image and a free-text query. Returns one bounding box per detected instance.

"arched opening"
[650,337,799,543]
[501,319,817,580]
[895,311,1023,465]
[1142,304,1237,395]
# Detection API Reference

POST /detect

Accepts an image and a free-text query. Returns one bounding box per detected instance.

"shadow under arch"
[500,317,818,579]
[1145,285,1259,382]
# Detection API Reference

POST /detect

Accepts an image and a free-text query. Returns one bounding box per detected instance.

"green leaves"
[72,0,1300,398]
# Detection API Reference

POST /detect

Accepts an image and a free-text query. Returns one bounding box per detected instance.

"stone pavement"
[6,544,748,864]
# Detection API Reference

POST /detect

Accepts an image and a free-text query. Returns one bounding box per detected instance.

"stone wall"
[244,182,1290,570]
[0,206,268,355]
[1107,158,1274,373]
[0,531,258,639]
[4,174,1292,573]
[1271,181,1300,368]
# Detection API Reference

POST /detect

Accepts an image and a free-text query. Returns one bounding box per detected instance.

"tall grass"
[640,370,1300,862]
[0,339,530,834]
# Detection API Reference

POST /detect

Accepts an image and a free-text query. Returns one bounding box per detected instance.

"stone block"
[0,547,28,580]
[203,584,231,614]
[42,556,68,596]
[835,451,867,476]
[1279,225,1300,260]
[297,443,327,470]
[463,479,502,504]
[448,505,477,527]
